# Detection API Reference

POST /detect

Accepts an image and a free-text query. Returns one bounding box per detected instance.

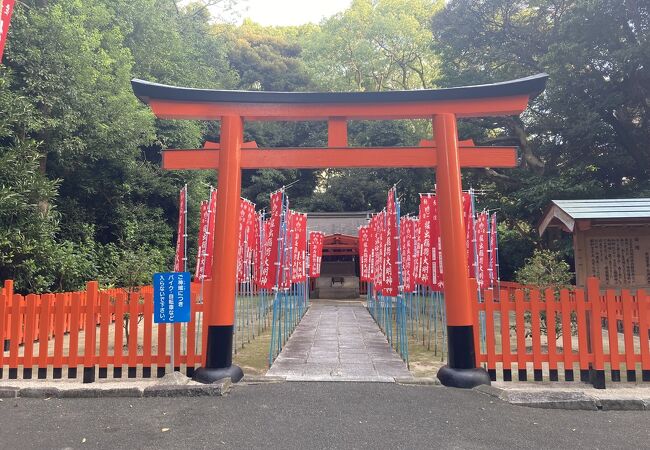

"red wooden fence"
[1,280,207,382]
[3,276,649,386]
[474,277,650,386]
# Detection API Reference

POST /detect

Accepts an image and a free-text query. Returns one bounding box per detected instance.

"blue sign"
[153,272,191,323]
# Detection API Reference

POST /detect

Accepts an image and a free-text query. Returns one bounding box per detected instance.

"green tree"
[515,249,573,290]
[303,0,443,91]
[217,21,323,210]
[0,0,237,292]
[0,72,99,293]
[431,0,650,275]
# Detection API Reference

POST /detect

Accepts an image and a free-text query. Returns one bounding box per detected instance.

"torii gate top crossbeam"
[131,73,548,121]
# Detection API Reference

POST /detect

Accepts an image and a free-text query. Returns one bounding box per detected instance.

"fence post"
[83,281,99,383]
[0,280,11,378]
[638,289,650,382]
[8,292,21,379]
[586,277,605,389]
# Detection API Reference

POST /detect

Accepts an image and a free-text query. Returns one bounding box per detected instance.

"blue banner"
[153,272,191,323]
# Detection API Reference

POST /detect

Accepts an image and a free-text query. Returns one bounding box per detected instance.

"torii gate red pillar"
[434,113,488,387]
[194,115,244,383]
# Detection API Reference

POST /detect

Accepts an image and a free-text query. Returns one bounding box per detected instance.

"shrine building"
[307,211,371,299]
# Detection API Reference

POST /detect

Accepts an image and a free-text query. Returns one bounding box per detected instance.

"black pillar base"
[438,325,489,389]
[193,365,243,384]
[437,365,491,389]
[192,324,243,384]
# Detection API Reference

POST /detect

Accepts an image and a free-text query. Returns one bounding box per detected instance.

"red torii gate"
[132,73,547,387]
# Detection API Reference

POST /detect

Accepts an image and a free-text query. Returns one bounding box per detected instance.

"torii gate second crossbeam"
[131,73,548,388]
[161,139,518,170]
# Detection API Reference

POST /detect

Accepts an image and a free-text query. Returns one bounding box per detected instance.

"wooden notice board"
[574,224,650,290]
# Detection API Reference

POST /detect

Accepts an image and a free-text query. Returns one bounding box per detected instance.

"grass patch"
[232,327,273,376]
[405,333,447,378]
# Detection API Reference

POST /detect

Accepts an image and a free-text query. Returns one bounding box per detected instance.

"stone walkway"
[266,300,412,381]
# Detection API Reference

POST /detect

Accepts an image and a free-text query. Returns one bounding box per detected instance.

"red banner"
[462,192,475,278]
[204,189,218,279]
[411,217,420,286]
[358,226,370,281]
[279,210,294,289]
[195,201,209,280]
[416,194,434,288]
[308,231,324,278]
[400,217,416,293]
[431,196,444,291]
[0,1,15,61]
[291,213,307,283]
[173,186,187,272]
[475,212,489,289]
[382,188,399,296]
[258,191,283,289]
[257,219,270,286]
[370,211,386,292]
[490,213,499,287]
[253,212,263,285]
[237,199,256,282]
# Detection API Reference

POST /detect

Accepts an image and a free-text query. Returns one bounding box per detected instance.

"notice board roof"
[538,198,650,235]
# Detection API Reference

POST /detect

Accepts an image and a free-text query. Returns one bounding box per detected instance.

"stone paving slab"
[266,301,411,382]
[0,372,231,398]
[475,381,650,410]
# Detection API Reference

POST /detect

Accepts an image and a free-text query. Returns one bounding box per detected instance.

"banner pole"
[170,323,174,372]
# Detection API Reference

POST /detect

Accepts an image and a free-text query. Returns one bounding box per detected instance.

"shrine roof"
[308,212,371,236]
[131,73,547,106]
[539,199,650,235]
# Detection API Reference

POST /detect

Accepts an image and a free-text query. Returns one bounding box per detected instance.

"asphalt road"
[1,382,647,449]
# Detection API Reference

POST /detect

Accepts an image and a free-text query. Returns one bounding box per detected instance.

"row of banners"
[358,188,499,295]
[173,187,324,288]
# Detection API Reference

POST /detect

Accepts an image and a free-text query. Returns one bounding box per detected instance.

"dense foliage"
[0,0,647,292]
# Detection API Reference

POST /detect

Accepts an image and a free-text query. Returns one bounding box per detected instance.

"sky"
[222,0,353,26]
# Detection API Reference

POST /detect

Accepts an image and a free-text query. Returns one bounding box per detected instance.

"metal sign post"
[154,272,191,373]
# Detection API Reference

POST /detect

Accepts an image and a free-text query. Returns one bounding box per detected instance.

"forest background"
[0,0,647,293]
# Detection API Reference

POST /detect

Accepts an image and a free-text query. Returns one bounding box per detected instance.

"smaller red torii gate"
[132,73,547,388]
